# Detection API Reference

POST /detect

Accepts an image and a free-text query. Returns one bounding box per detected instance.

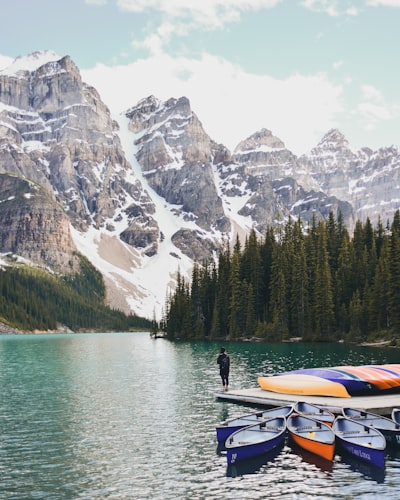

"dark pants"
[220,370,229,386]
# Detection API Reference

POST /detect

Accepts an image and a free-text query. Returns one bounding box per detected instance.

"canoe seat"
[262,425,284,431]
[335,430,369,435]
[293,425,321,431]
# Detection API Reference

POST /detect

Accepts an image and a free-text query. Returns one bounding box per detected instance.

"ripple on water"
[2,334,400,499]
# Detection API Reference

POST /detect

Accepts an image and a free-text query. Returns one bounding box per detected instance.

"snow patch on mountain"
[71,112,197,320]
[0,50,61,77]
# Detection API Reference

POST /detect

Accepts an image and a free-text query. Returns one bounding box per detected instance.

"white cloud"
[117,0,281,25]
[82,52,343,155]
[301,0,360,16]
[357,84,400,131]
[367,0,400,6]
[113,0,281,54]
[361,84,384,103]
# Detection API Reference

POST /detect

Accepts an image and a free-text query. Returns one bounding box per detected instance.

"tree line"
[164,211,400,343]
[0,253,151,332]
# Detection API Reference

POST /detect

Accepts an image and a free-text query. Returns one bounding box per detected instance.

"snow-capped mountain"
[0,52,399,320]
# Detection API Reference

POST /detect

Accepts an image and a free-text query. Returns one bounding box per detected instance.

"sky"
[1,0,400,155]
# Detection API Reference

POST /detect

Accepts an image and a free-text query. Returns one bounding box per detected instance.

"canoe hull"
[226,417,286,464]
[333,417,386,468]
[226,431,285,464]
[294,401,335,426]
[258,374,351,398]
[217,424,247,444]
[287,414,335,461]
[342,407,400,448]
[216,405,293,443]
[281,368,375,395]
[259,363,400,398]
[335,436,385,469]
[289,432,335,461]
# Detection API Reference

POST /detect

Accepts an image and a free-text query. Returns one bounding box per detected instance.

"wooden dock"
[215,387,400,416]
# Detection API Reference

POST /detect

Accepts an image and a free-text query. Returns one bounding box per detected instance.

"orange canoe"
[287,414,335,461]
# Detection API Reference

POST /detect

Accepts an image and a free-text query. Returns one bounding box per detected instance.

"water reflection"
[338,453,386,483]
[288,442,334,474]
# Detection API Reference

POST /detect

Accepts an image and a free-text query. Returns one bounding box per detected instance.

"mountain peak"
[317,128,349,150]
[234,128,285,154]
[0,50,62,77]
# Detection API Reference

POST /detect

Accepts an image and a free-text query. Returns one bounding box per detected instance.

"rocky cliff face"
[125,95,231,258]
[0,173,79,273]
[0,51,159,259]
[218,128,354,233]
[297,129,400,224]
[0,51,399,319]
[127,96,231,231]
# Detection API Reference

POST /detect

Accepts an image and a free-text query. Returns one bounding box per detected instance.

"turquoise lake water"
[1,332,400,499]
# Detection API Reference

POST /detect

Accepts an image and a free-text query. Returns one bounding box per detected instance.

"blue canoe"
[342,407,400,447]
[225,416,287,464]
[333,416,386,468]
[216,404,293,443]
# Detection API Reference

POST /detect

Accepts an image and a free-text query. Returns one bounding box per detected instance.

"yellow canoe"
[258,374,351,398]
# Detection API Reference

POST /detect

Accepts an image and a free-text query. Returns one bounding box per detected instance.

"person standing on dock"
[217,347,230,391]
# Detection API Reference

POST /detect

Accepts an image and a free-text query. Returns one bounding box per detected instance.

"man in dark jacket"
[217,347,230,391]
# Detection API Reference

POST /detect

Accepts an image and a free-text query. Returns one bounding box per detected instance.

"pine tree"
[313,221,335,340]
[290,218,309,338]
[369,237,390,332]
[269,242,289,340]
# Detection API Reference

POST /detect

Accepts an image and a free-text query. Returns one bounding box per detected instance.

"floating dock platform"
[215,387,400,416]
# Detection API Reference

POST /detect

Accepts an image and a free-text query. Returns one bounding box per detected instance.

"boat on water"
[287,414,335,461]
[294,401,335,426]
[225,416,286,464]
[257,373,351,398]
[258,363,400,398]
[226,441,285,477]
[333,416,386,468]
[392,408,400,425]
[216,404,293,443]
[342,407,400,447]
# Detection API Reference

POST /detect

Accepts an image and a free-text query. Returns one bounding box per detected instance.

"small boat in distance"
[216,404,293,443]
[294,401,335,426]
[333,416,386,468]
[225,416,286,464]
[342,407,400,447]
[287,414,335,461]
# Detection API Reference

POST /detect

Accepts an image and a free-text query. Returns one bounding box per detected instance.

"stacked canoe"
[258,364,400,398]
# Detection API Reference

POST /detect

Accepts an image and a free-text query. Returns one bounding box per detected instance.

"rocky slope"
[0,51,399,319]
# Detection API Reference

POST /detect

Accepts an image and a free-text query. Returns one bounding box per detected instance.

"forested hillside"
[0,254,151,332]
[165,211,400,343]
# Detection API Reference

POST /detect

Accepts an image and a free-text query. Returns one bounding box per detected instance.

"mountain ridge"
[1,51,399,320]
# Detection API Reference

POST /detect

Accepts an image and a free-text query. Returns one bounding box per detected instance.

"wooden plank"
[215,387,400,416]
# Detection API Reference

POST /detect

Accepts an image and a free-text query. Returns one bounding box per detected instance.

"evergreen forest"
[164,211,400,343]
[0,254,151,332]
